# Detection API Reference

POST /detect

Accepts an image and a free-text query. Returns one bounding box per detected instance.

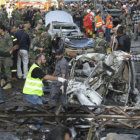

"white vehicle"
[45,10,95,56]
[45,10,81,37]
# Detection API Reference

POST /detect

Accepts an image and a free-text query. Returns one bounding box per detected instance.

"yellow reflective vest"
[23,63,44,96]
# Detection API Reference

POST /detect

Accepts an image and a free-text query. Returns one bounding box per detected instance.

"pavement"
[131,36,140,52]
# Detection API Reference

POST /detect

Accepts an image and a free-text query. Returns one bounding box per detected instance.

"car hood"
[45,10,74,26]
[65,38,94,48]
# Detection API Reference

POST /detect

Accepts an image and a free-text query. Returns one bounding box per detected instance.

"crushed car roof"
[51,21,77,27]
[45,10,74,26]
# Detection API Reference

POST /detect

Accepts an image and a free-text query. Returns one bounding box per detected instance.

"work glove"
[60,85,65,94]
[58,77,67,83]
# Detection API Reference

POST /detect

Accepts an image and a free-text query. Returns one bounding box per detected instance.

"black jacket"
[116,34,131,53]
[15,30,30,51]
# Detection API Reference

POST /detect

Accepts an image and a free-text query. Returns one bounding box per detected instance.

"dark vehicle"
[104,9,123,26]
[64,35,95,56]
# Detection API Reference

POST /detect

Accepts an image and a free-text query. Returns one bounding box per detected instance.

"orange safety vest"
[106,15,113,29]
[95,15,103,28]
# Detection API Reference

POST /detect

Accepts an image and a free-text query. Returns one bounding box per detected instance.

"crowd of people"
[0,0,139,101]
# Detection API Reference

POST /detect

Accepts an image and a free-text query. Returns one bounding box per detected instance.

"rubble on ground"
[0,51,139,139]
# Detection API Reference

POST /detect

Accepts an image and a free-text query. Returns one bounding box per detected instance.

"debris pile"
[0,103,140,139]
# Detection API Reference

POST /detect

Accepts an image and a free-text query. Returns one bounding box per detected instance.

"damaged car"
[66,51,135,107]
[45,10,95,55]
[45,11,81,37]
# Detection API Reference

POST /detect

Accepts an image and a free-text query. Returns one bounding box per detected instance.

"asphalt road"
[131,36,140,52]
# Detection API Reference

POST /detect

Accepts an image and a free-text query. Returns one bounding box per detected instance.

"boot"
[1,79,6,87]
[2,83,12,90]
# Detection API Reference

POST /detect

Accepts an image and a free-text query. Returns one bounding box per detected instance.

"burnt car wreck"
[67,51,135,107]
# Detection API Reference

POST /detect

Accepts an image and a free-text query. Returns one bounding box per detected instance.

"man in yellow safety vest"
[23,53,66,104]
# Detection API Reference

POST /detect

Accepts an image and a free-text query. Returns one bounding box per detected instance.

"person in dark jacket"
[15,24,30,79]
[115,26,131,53]
[50,49,68,105]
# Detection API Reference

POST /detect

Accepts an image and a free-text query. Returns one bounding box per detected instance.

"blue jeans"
[0,73,3,101]
[105,28,111,42]
[24,94,43,130]
[24,94,43,105]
